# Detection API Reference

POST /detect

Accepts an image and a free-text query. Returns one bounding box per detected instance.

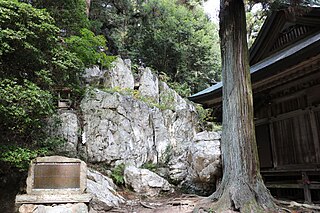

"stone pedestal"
[15,156,92,213]
[18,203,88,213]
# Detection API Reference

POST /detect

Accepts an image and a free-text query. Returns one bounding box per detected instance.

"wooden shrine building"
[189,7,320,203]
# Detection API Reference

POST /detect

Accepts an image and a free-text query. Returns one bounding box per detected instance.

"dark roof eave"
[188,32,320,103]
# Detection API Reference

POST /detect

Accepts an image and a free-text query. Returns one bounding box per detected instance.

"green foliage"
[30,0,89,36]
[90,0,221,94]
[213,123,222,132]
[65,28,115,69]
[195,104,221,131]
[127,0,221,93]
[0,145,48,171]
[111,163,126,186]
[0,0,59,80]
[0,0,84,88]
[50,45,85,87]
[40,137,66,152]
[0,0,85,172]
[195,104,209,127]
[168,82,191,98]
[141,162,157,172]
[246,3,267,47]
[0,79,54,139]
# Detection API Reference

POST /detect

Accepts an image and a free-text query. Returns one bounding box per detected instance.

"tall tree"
[195,0,276,212]
[195,0,320,212]
[89,0,221,95]
[31,0,89,36]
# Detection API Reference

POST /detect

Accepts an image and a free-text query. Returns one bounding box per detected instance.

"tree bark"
[85,0,91,17]
[195,0,277,212]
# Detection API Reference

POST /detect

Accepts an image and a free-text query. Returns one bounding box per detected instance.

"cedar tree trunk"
[196,1,277,212]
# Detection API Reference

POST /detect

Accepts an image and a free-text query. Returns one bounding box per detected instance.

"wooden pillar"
[309,109,320,163]
[269,122,278,168]
[302,172,312,203]
[267,103,278,168]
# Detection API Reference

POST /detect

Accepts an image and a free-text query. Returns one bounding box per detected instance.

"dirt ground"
[106,191,320,213]
[108,191,200,213]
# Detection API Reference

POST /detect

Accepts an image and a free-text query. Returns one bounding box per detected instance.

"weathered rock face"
[184,131,222,195]
[47,111,80,157]
[87,169,125,211]
[189,131,221,182]
[138,67,159,103]
[103,57,134,90]
[81,86,198,167]
[81,90,156,166]
[124,166,173,196]
[84,66,105,85]
[53,57,221,194]
[84,58,134,90]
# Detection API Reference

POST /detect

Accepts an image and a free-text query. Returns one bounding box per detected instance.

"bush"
[65,28,116,69]
[111,164,126,186]
[0,145,47,171]
[141,162,157,172]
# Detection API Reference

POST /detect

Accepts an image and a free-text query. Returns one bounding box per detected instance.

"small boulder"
[124,166,173,196]
[185,131,222,195]
[87,169,125,211]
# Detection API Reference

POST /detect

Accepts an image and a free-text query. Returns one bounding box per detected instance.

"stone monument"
[15,156,92,213]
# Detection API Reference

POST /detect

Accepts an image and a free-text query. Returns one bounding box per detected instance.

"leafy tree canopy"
[65,28,115,69]
[29,0,89,36]
[0,0,86,169]
[90,0,221,95]
[0,0,84,87]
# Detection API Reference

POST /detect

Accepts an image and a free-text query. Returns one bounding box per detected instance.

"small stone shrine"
[15,156,92,213]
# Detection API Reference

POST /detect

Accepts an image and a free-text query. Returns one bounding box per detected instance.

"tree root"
[193,181,280,213]
[274,199,320,211]
[193,192,240,213]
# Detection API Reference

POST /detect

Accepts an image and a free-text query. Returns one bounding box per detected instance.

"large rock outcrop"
[80,86,198,167]
[52,57,221,194]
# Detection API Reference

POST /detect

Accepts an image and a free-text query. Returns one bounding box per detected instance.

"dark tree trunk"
[195,1,277,212]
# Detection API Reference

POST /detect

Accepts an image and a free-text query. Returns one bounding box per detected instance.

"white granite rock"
[80,87,198,167]
[184,131,222,195]
[103,57,134,90]
[87,169,125,211]
[138,67,159,103]
[124,166,173,196]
